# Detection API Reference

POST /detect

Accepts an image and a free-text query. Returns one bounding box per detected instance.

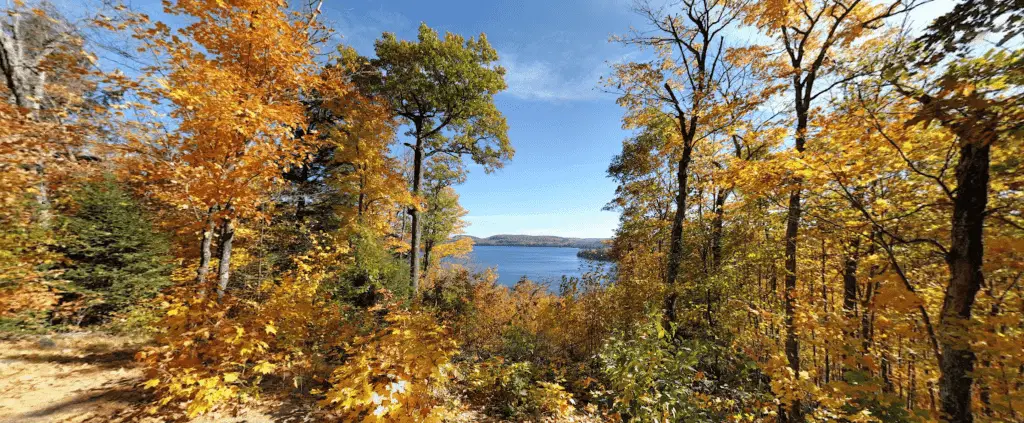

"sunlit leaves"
[321,309,457,422]
[121,0,319,233]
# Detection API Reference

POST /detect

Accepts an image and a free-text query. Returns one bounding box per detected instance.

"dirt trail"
[0,334,312,423]
[0,333,147,423]
[0,333,513,422]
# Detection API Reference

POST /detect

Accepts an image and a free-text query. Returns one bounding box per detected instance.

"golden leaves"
[318,64,411,240]
[136,238,352,419]
[321,308,458,422]
[432,237,474,260]
[123,0,319,229]
[252,361,276,375]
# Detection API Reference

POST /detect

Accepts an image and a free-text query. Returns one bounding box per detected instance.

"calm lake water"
[446,246,591,287]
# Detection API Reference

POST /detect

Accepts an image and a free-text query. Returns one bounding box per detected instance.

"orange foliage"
[137,240,350,417]
[321,307,458,422]
[122,0,318,236]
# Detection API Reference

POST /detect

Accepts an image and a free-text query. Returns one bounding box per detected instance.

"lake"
[446,245,593,286]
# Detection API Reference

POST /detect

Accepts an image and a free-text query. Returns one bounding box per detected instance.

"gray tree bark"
[216,218,235,299]
[0,8,66,229]
[196,210,216,287]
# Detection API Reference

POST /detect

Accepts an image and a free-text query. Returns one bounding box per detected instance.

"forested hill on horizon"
[460,234,608,249]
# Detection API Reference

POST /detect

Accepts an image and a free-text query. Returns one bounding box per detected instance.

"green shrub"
[334,227,411,305]
[0,310,51,334]
[599,314,775,422]
[52,176,172,325]
[464,358,576,419]
[599,318,695,421]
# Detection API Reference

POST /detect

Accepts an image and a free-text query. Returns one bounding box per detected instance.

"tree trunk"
[400,210,407,237]
[216,218,236,299]
[938,141,990,423]
[843,238,861,316]
[1,17,52,229]
[409,130,425,295]
[838,237,860,374]
[358,184,366,218]
[34,162,51,228]
[711,188,727,272]
[783,100,808,422]
[783,187,803,422]
[422,241,433,274]
[860,234,881,357]
[196,210,216,286]
[664,145,693,323]
[29,74,50,228]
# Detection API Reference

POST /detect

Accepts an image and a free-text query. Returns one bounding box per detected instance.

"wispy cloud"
[325,6,413,55]
[498,52,611,102]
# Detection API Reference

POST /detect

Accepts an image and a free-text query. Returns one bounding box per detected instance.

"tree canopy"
[0,1,1020,422]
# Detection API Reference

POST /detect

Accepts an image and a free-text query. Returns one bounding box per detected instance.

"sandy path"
[0,333,148,423]
[0,333,324,423]
[0,333,511,422]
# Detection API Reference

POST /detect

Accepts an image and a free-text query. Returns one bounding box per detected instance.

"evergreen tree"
[54,177,172,323]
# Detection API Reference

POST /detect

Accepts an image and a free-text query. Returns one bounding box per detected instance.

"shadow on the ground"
[268,397,325,423]
[3,338,338,423]
[263,377,328,423]
[18,385,147,420]
[6,348,136,370]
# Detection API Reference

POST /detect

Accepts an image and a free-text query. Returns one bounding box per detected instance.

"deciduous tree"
[738,0,918,418]
[354,23,512,294]
[125,0,321,297]
[609,0,747,322]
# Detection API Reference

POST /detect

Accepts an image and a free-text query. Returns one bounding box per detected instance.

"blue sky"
[321,0,641,239]
[320,0,955,239]
[64,0,956,239]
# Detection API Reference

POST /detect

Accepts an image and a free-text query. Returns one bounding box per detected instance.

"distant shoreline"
[458,234,609,250]
[576,248,613,262]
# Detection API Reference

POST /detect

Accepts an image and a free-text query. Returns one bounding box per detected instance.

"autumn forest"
[0,0,1021,422]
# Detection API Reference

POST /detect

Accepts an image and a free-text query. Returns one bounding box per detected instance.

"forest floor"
[0,333,323,423]
[0,333,509,423]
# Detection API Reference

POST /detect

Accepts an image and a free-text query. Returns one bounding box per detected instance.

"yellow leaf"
[253,361,277,375]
